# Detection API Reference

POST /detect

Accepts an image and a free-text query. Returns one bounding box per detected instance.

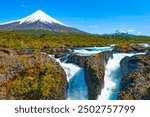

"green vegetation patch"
[0,30,150,50]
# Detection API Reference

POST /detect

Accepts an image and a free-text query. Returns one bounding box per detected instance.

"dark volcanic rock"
[131,44,146,52]
[113,44,146,53]
[41,47,69,58]
[146,49,150,55]
[84,51,113,100]
[0,48,67,100]
[67,55,88,67]
[118,54,150,100]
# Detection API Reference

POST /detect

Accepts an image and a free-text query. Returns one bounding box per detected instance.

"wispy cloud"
[89,25,99,28]
[137,32,142,34]
[128,29,135,33]
[128,30,143,35]
[21,4,28,8]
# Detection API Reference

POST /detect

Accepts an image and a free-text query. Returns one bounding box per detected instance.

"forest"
[0,30,150,50]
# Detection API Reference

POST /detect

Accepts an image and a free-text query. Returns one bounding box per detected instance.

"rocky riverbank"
[118,54,150,100]
[1,44,150,100]
[0,47,67,100]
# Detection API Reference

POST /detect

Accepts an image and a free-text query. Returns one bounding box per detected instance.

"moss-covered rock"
[113,44,146,53]
[41,46,70,58]
[0,47,67,100]
[118,54,150,100]
[66,54,88,67]
[17,48,35,55]
[84,51,113,100]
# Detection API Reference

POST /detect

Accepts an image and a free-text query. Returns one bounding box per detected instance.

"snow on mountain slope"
[19,10,66,26]
[0,10,85,33]
[115,29,127,34]
[0,10,66,26]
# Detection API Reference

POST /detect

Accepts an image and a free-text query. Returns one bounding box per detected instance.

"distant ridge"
[102,29,138,36]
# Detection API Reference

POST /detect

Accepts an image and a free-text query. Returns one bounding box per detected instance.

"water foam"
[98,53,135,100]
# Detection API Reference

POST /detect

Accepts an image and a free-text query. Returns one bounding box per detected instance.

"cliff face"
[84,51,113,100]
[67,55,88,67]
[0,47,67,100]
[118,54,150,100]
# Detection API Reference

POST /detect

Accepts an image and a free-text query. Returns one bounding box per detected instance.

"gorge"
[0,44,150,100]
[50,44,150,100]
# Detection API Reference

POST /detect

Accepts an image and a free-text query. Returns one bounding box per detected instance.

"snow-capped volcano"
[1,10,66,26]
[115,29,127,34]
[0,10,83,33]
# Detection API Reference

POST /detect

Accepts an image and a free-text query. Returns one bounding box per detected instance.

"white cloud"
[128,29,135,32]
[137,32,142,34]
[21,4,28,8]
[89,25,98,28]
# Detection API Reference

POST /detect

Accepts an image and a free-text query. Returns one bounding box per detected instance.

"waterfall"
[58,46,112,100]
[59,62,80,82]
[59,62,88,100]
[98,53,144,100]
[49,45,146,100]
[49,55,88,100]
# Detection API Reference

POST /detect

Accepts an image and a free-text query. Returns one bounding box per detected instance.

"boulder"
[84,51,113,100]
[118,54,150,100]
[113,44,146,53]
[66,54,88,67]
[0,47,16,55]
[17,48,35,55]
[41,46,70,58]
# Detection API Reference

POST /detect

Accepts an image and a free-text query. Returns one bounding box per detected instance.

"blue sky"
[0,0,150,35]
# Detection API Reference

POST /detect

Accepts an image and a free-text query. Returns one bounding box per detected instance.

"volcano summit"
[0,10,83,33]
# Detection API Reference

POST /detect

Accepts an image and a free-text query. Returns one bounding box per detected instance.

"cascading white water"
[59,62,80,82]
[49,46,146,100]
[59,62,88,100]
[73,46,112,56]
[58,46,113,100]
[98,53,145,100]
[67,68,88,100]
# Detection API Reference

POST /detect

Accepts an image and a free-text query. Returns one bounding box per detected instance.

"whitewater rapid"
[49,45,146,100]
[73,46,113,56]
[58,46,113,100]
[98,53,146,100]
[98,53,134,100]
[60,62,88,100]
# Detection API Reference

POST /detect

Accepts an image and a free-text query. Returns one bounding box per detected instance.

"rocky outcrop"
[113,44,146,53]
[118,54,150,100]
[41,46,70,58]
[0,47,16,55]
[84,51,113,100]
[17,48,35,55]
[66,54,88,67]
[0,47,67,100]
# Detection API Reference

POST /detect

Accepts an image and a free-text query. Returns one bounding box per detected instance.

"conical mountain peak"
[19,10,65,25]
[0,10,83,33]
